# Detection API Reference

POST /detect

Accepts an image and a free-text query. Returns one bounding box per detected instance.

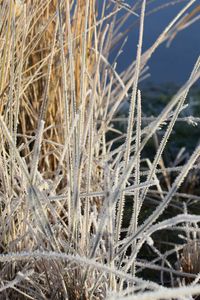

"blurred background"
[107,0,200,86]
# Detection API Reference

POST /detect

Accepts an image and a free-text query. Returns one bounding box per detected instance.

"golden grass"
[0,0,200,299]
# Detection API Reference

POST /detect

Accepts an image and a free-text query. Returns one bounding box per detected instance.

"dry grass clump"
[0,0,200,299]
[0,0,97,175]
[181,241,200,279]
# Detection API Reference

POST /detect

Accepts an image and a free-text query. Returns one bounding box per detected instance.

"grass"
[0,0,200,299]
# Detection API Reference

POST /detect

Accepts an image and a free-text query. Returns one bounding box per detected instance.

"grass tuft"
[0,0,200,299]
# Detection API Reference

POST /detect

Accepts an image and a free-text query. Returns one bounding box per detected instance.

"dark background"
[109,0,200,86]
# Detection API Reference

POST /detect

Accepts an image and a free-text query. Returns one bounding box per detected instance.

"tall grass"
[0,0,200,299]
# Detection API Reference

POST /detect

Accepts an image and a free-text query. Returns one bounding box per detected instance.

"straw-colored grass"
[0,0,200,299]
